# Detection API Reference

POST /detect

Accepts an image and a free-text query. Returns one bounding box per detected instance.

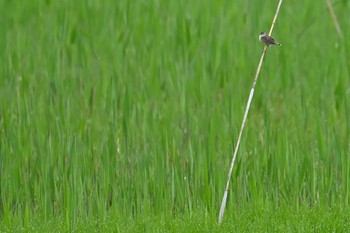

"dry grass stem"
[326,0,343,37]
[218,0,283,224]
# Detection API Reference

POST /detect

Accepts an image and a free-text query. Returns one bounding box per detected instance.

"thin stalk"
[218,0,283,224]
[326,0,342,37]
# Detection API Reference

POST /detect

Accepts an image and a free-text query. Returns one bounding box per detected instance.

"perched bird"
[259,32,282,47]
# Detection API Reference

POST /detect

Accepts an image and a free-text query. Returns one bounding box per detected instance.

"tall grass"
[0,0,349,228]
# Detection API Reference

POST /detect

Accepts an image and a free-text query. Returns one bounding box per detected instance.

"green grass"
[0,0,349,231]
[2,206,350,232]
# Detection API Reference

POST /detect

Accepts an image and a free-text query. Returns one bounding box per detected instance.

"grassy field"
[0,0,349,232]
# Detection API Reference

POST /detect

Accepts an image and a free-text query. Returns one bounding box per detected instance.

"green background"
[0,0,349,231]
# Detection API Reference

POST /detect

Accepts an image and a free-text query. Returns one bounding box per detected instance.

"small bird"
[259,32,282,47]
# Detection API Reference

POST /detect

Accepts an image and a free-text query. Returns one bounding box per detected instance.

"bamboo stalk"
[218,0,283,224]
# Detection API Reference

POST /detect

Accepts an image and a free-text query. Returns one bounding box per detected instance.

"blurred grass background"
[0,0,349,230]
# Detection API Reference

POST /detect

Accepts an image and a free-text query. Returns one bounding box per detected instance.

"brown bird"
[259,32,282,46]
